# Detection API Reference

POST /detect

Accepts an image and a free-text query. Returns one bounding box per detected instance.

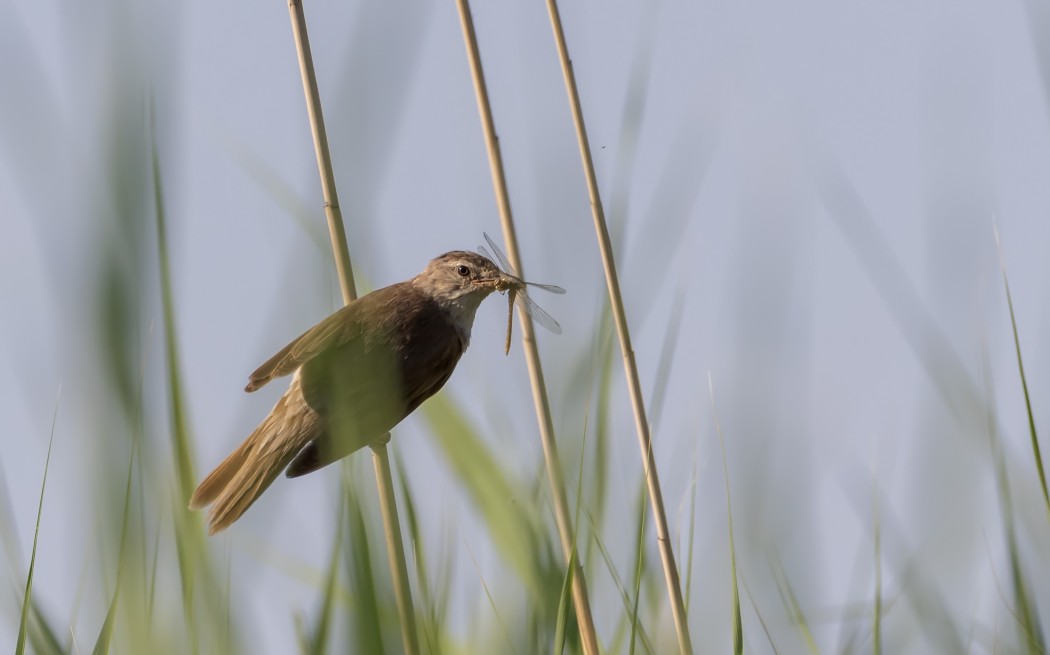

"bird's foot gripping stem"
[369,432,392,450]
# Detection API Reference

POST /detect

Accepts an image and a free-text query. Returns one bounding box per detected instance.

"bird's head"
[412,250,520,323]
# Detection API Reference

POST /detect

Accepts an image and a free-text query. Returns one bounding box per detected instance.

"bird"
[188,247,561,534]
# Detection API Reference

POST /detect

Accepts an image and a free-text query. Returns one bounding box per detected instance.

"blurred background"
[2,0,1049,652]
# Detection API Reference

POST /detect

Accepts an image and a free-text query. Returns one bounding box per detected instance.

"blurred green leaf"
[394,450,450,655]
[343,474,388,655]
[307,494,345,655]
[92,448,135,655]
[711,376,742,655]
[553,539,577,655]
[983,346,1047,655]
[628,478,647,655]
[768,551,819,655]
[421,394,560,603]
[993,223,1050,520]
[16,397,58,655]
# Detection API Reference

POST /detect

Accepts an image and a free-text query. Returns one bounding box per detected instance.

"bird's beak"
[490,273,523,293]
[474,272,519,293]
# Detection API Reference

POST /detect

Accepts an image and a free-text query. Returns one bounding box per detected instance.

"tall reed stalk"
[286,2,419,653]
[454,1,601,653]
[542,2,694,652]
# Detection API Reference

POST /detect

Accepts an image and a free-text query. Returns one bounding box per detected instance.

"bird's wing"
[288,305,408,473]
[286,305,465,478]
[244,285,398,392]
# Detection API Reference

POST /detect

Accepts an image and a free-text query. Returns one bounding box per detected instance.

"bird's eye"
[456,265,471,277]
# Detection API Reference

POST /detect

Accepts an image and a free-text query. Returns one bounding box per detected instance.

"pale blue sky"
[2,0,1049,652]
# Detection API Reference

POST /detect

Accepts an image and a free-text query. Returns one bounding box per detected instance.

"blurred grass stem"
[710,374,742,655]
[15,398,58,655]
[454,1,601,652]
[542,2,694,652]
[993,221,1050,520]
[287,2,419,653]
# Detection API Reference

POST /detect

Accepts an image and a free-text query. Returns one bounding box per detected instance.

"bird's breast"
[394,302,467,413]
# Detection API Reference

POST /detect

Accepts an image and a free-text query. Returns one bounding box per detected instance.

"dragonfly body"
[479,232,566,354]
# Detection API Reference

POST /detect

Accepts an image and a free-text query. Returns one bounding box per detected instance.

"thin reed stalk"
[542,3,694,652]
[454,1,600,652]
[286,2,419,653]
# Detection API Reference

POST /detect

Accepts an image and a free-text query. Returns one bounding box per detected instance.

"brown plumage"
[190,251,508,534]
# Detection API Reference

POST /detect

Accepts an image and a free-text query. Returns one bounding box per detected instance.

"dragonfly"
[478,232,566,354]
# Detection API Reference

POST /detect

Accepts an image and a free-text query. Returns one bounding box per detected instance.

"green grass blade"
[554,431,588,655]
[150,107,199,618]
[628,478,648,655]
[553,540,577,655]
[648,289,685,431]
[343,473,387,655]
[150,107,231,649]
[294,613,310,654]
[151,107,197,507]
[873,472,882,655]
[684,457,697,615]
[27,605,65,655]
[307,493,346,655]
[710,374,742,654]
[842,478,965,651]
[993,221,1050,519]
[16,395,58,655]
[593,310,614,520]
[0,463,23,575]
[92,446,136,655]
[421,394,557,600]
[583,509,654,654]
[393,450,448,655]
[583,307,615,571]
[768,551,820,655]
[464,539,517,655]
[742,577,780,655]
[222,547,234,654]
[981,343,1047,654]
[147,521,160,625]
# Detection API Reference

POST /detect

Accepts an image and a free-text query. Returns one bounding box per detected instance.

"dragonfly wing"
[482,234,565,293]
[481,233,516,274]
[516,291,562,334]
[526,281,566,294]
[480,232,563,334]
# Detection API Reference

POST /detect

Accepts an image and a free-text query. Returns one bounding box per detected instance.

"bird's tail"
[189,374,321,534]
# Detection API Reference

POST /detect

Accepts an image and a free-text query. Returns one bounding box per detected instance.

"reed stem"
[287,3,419,653]
[455,1,601,653]
[542,2,694,652]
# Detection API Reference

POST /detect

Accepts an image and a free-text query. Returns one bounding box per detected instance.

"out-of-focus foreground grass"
[2,2,1049,654]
